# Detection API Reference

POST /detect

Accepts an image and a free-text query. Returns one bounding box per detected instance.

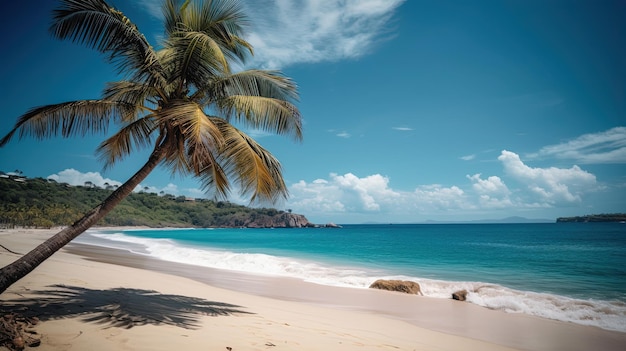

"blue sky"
[1,0,625,224]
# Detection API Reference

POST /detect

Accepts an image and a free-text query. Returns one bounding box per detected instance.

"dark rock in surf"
[369,279,423,295]
[452,289,468,301]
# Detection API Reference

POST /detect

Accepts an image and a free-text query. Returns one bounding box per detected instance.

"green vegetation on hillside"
[0,176,296,228]
[556,213,626,223]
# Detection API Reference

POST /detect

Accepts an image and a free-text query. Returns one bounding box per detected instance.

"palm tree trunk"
[0,144,168,295]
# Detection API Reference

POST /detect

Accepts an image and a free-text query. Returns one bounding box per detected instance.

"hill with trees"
[556,213,626,223]
[0,175,313,228]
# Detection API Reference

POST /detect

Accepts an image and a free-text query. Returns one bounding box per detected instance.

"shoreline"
[2,228,625,350]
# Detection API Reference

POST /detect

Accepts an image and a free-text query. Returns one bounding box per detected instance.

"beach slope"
[1,229,624,351]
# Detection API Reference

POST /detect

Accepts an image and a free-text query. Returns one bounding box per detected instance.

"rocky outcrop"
[243,213,314,228]
[369,279,423,295]
[452,290,468,301]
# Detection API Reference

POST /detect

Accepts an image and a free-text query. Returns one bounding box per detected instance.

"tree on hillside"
[0,0,302,294]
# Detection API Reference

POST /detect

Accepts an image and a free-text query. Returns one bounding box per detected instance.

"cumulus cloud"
[467,174,510,195]
[467,174,512,208]
[244,0,405,68]
[48,169,122,188]
[498,150,597,204]
[285,150,602,222]
[333,173,400,211]
[460,154,476,161]
[528,126,626,164]
[288,173,472,220]
[412,184,468,210]
[289,173,399,213]
[46,169,204,197]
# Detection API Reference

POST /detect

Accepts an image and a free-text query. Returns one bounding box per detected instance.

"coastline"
[1,228,625,351]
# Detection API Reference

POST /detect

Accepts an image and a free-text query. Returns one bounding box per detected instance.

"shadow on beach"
[1,284,252,329]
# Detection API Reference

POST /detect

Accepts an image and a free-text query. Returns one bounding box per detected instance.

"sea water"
[76,223,626,332]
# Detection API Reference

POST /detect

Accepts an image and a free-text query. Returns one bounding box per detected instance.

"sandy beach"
[1,228,625,351]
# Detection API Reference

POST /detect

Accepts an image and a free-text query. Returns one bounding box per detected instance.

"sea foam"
[79,230,626,333]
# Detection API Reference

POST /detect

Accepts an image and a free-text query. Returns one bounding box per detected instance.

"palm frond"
[213,70,299,101]
[96,116,156,169]
[197,155,231,200]
[163,31,230,88]
[166,0,252,63]
[102,81,160,119]
[157,100,225,172]
[210,118,288,203]
[0,100,130,147]
[219,96,303,140]
[163,0,190,35]
[200,0,252,60]
[183,113,230,198]
[51,0,163,82]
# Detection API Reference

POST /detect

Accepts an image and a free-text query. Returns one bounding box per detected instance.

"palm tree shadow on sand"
[2,284,252,329]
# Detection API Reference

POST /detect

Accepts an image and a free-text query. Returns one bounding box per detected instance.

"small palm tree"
[0,0,302,294]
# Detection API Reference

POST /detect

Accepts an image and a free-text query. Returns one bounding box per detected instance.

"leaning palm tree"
[0,0,302,294]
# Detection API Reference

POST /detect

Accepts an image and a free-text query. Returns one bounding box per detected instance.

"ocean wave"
[81,230,626,333]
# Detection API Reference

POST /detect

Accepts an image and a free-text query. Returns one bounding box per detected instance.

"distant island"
[556,214,626,223]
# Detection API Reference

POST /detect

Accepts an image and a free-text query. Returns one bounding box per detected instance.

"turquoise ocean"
[78,223,626,332]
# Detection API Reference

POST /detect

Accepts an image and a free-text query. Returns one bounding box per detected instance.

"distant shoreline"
[556,213,626,222]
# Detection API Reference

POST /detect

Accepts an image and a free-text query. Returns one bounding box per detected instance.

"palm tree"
[0,0,302,294]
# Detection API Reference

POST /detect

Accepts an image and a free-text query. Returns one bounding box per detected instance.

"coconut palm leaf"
[219,96,302,139]
[164,0,252,63]
[213,69,299,101]
[163,31,231,89]
[0,100,130,147]
[155,101,223,175]
[211,118,287,203]
[102,81,161,118]
[97,116,156,169]
[51,0,163,82]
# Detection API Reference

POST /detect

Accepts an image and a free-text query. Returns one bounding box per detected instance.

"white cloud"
[412,184,468,210]
[393,127,413,131]
[336,131,351,138]
[332,173,399,211]
[460,154,476,161]
[136,0,405,69]
[289,173,399,213]
[498,150,597,204]
[46,169,205,198]
[287,172,471,220]
[528,126,626,164]
[467,174,510,195]
[244,0,405,68]
[467,174,512,209]
[286,150,602,222]
[48,169,122,188]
